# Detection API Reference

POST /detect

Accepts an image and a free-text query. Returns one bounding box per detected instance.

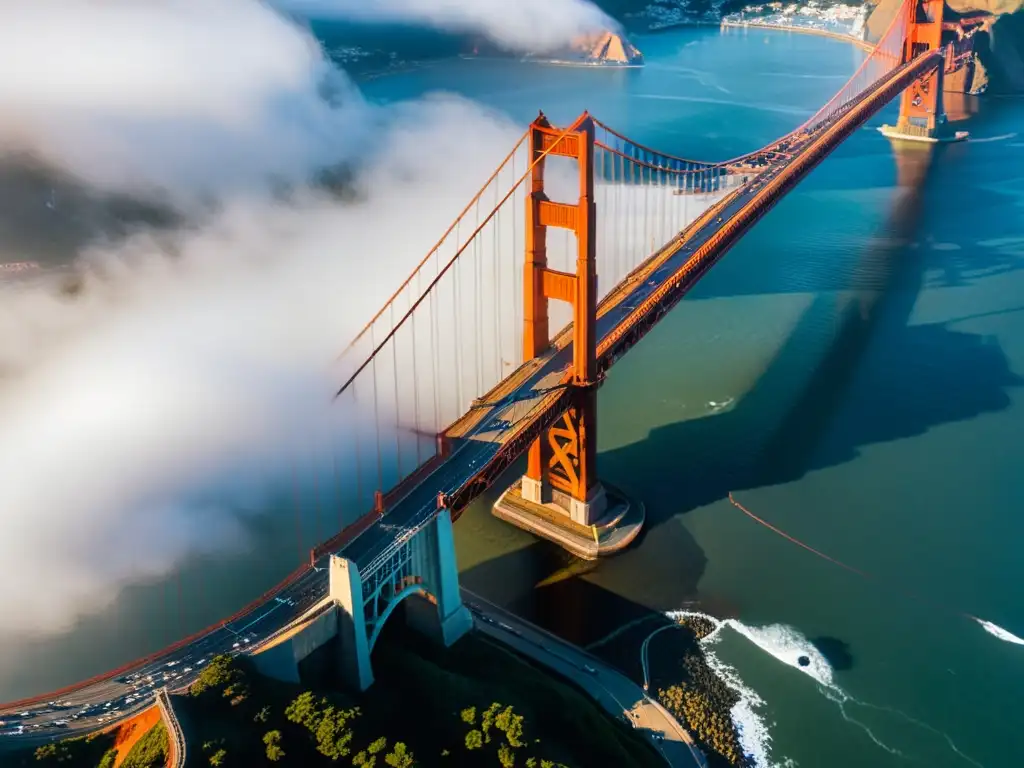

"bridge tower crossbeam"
[520,112,607,526]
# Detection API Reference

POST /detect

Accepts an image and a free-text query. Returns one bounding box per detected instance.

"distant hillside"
[865,0,1024,93]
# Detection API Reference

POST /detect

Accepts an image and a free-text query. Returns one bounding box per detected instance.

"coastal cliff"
[865,0,1024,93]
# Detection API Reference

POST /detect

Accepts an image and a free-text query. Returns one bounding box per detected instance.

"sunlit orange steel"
[7,0,976,714]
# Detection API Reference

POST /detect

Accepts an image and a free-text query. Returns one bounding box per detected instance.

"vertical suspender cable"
[292,461,303,565]
[412,274,422,468]
[391,301,401,482]
[353,385,363,512]
[453,223,464,417]
[371,323,383,498]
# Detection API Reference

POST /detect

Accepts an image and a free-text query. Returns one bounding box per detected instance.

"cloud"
[0,0,524,638]
[0,0,373,202]
[277,0,619,53]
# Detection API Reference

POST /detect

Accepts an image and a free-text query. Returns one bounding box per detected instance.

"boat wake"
[967,132,1017,144]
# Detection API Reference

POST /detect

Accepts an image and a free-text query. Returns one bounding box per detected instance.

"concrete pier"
[253,508,472,693]
[878,122,969,143]
[493,480,644,560]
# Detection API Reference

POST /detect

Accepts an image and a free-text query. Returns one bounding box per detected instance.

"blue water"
[357,27,1024,768]
[1,21,1020,768]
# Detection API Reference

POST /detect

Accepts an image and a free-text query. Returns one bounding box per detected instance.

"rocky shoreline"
[590,614,749,768]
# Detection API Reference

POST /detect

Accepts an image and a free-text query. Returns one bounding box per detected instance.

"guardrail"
[155,688,186,768]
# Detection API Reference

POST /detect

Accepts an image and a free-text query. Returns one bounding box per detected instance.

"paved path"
[462,589,707,768]
[155,688,186,768]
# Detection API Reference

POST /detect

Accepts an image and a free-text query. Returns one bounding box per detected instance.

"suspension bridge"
[0,0,970,745]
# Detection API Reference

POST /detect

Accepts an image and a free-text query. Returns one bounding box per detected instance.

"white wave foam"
[665,611,905,766]
[976,618,1024,645]
[661,610,985,766]
[725,621,834,688]
[667,610,811,767]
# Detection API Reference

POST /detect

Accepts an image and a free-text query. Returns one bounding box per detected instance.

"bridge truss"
[1,0,963,721]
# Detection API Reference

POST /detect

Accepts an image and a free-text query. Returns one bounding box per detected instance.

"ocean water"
[358,27,1024,768]
[1,21,1021,768]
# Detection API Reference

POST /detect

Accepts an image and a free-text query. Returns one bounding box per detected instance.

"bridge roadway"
[0,49,941,749]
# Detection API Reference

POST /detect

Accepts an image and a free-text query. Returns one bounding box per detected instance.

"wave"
[975,618,1024,645]
[668,610,819,766]
[663,610,982,768]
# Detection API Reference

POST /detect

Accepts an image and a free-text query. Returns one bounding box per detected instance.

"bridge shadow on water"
[601,142,1022,520]
[461,139,1023,674]
[682,122,1024,301]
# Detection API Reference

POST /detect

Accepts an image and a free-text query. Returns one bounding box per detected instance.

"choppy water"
[358,27,1024,768]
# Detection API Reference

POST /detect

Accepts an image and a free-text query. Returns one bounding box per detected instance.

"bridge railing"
[0,562,311,713]
[156,688,187,768]
[329,122,597,516]
[596,47,944,373]
[594,0,912,172]
[328,111,750,507]
[793,0,910,134]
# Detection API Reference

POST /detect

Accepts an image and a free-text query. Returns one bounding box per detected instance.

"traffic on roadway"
[1,53,937,746]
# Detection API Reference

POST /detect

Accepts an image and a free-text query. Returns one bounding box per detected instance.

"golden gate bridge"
[0,0,969,741]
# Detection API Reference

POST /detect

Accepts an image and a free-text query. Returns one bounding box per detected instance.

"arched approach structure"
[330,507,473,691]
[247,507,471,693]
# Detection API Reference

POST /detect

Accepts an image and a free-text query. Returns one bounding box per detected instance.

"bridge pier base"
[879,117,968,144]
[494,479,644,561]
[521,474,609,527]
[404,507,473,647]
[880,0,968,144]
[326,508,472,693]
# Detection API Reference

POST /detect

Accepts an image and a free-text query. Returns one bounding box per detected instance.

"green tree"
[191,655,249,703]
[498,743,516,768]
[34,743,63,761]
[480,703,501,744]
[122,722,169,768]
[285,691,322,731]
[354,737,388,768]
[263,730,285,762]
[209,749,227,767]
[465,730,484,750]
[98,749,118,768]
[384,742,414,768]
[495,706,526,748]
[460,706,477,725]
[313,705,359,760]
[191,656,233,695]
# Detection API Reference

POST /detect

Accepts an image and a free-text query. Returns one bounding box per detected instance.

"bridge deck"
[0,45,944,742]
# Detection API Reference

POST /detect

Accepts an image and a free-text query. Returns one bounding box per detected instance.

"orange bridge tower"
[882,0,968,143]
[492,112,643,559]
